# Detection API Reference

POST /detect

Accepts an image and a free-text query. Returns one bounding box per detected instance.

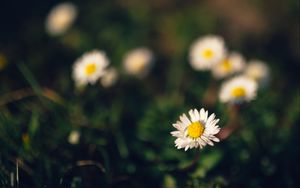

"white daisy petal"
[210,127,221,135]
[197,138,207,147]
[199,108,207,122]
[189,109,197,122]
[170,131,182,137]
[210,136,220,142]
[201,136,214,146]
[193,109,200,121]
[172,123,181,130]
[207,113,216,124]
[244,59,270,88]
[180,113,191,126]
[211,119,220,126]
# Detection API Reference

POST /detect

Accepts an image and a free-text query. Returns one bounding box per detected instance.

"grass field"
[0,0,299,187]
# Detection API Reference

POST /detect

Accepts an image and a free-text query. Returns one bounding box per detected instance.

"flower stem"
[217,104,241,140]
[202,80,218,108]
[180,149,200,172]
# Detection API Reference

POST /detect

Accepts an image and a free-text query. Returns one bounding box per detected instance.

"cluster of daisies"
[45,2,156,145]
[189,35,270,104]
[171,35,270,151]
[45,2,154,88]
[45,3,271,152]
[72,48,154,88]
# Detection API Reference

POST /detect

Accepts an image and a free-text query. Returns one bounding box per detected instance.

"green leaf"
[201,149,222,171]
[163,174,177,188]
[29,111,39,137]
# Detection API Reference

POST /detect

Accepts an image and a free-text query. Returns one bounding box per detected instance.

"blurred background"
[0,0,299,187]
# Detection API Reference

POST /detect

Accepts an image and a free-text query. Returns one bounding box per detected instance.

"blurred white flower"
[68,130,80,144]
[244,60,270,88]
[45,2,77,36]
[212,52,246,79]
[100,67,118,88]
[189,35,226,70]
[171,108,221,151]
[123,48,154,77]
[219,75,257,104]
[73,50,109,87]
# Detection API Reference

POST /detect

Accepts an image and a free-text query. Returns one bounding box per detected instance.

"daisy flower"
[189,35,226,70]
[45,2,77,36]
[100,67,119,88]
[219,75,258,104]
[171,108,221,151]
[68,130,80,144]
[212,52,246,79]
[73,50,109,87]
[244,60,270,88]
[123,48,154,77]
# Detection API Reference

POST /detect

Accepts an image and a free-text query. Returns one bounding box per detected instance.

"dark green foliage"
[0,0,299,187]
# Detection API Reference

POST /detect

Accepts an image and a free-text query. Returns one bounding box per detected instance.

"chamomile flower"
[189,35,226,70]
[100,67,118,88]
[219,75,257,104]
[45,2,77,36]
[244,60,270,88]
[68,130,80,144]
[212,52,246,79]
[123,48,154,77]
[73,50,109,87]
[171,108,221,151]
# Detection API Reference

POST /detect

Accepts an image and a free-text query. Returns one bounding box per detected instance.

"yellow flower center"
[231,87,246,97]
[187,121,205,139]
[129,55,147,73]
[222,59,232,71]
[132,60,145,72]
[202,49,214,59]
[85,63,96,75]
